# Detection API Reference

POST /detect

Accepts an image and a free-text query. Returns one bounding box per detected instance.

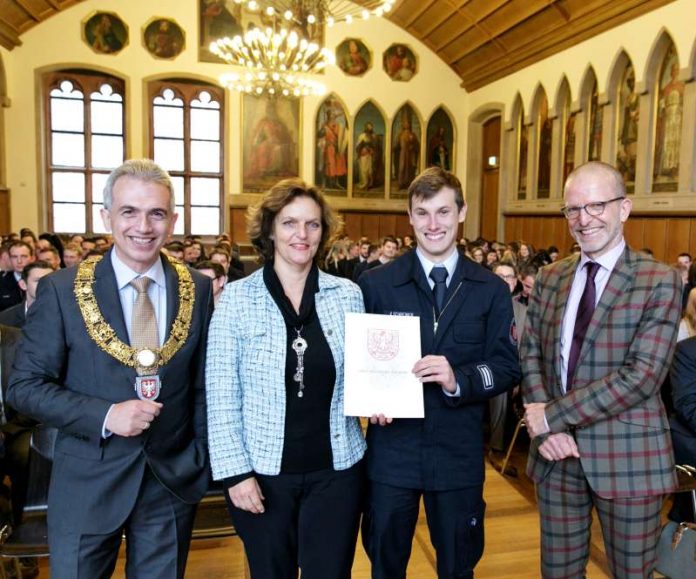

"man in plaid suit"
[521,161,681,578]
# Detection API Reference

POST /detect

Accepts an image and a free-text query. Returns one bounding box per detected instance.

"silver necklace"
[292,326,308,398]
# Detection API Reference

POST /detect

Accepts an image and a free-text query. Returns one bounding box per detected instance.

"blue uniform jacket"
[358,250,520,490]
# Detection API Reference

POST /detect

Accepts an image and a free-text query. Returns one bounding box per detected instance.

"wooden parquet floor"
[33,446,614,578]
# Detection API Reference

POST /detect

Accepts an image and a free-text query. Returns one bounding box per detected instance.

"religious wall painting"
[426,107,455,172]
[336,38,371,77]
[143,18,185,60]
[587,80,603,161]
[242,94,300,193]
[383,44,417,82]
[537,93,552,198]
[563,94,576,183]
[199,0,243,63]
[353,101,386,199]
[315,95,349,196]
[518,113,528,200]
[82,12,128,55]
[616,63,639,192]
[390,104,421,199]
[653,45,683,192]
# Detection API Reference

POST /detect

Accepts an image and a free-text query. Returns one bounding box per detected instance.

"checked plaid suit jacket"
[520,246,681,498]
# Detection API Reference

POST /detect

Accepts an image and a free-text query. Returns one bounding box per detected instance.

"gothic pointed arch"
[645,29,683,192]
[390,101,423,198]
[426,105,455,172]
[353,99,386,199]
[531,84,551,198]
[314,93,349,195]
[608,50,639,191]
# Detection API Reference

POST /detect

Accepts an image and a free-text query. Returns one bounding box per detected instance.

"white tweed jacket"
[206,267,367,480]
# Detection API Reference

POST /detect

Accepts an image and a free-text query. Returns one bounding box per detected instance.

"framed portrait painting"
[199,0,243,63]
[242,95,301,193]
[144,18,185,59]
[390,103,421,198]
[315,95,349,196]
[653,45,683,192]
[383,43,417,82]
[426,107,455,172]
[353,101,386,199]
[82,12,128,55]
[336,38,371,77]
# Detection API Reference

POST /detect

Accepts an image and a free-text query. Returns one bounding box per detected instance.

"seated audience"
[352,243,380,282]
[194,261,227,306]
[163,241,185,262]
[0,260,53,328]
[62,242,82,268]
[678,287,696,342]
[37,245,61,270]
[0,241,34,311]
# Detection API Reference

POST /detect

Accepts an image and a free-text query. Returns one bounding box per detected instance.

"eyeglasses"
[561,196,625,220]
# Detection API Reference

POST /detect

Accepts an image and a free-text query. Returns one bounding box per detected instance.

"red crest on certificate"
[367,328,399,361]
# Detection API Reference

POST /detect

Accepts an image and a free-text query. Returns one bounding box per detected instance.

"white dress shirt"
[560,240,625,393]
[415,246,461,397]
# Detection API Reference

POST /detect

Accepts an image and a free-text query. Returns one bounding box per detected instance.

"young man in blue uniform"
[358,167,520,579]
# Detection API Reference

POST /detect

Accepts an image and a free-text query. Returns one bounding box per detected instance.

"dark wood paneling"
[0,188,10,235]
[230,207,247,245]
[505,214,696,263]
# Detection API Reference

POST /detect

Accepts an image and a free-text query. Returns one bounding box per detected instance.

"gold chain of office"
[74,255,195,369]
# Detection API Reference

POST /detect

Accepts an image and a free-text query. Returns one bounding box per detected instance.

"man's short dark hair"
[381,236,397,248]
[492,262,518,276]
[22,260,53,282]
[165,241,185,253]
[678,252,692,260]
[38,245,59,258]
[407,166,465,211]
[519,263,539,279]
[194,260,225,279]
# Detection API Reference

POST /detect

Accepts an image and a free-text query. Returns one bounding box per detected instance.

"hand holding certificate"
[343,312,424,418]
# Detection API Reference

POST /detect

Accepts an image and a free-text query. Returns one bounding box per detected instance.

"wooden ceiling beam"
[15,0,42,22]
[0,19,21,49]
[459,0,676,90]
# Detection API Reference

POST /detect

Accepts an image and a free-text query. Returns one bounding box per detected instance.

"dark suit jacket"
[670,337,696,467]
[358,250,520,490]
[0,303,26,328]
[7,251,213,534]
[0,324,35,439]
[521,247,680,498]
[0,273,22,312]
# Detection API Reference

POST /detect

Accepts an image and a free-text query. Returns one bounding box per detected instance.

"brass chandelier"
[211,1,394,98]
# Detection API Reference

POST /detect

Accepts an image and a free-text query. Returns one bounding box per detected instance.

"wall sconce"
[487,155,499,168]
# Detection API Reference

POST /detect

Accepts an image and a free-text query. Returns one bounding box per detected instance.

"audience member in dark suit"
[358,167,520,579]
[669,336,696,522]
[8,159,213,579]
[0,241,34,311]
[352,244,380,282]
[0,261,54,328]
[0,324,37,526]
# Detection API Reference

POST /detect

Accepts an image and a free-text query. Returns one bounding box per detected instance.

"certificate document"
[344,312,424,418]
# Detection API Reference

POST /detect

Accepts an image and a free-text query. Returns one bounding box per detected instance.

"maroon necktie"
[567,262,600,389]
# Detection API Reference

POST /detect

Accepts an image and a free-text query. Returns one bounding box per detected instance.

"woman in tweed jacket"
[206,179,366,579]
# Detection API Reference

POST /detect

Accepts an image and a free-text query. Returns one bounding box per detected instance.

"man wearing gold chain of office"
[8,159,213,579]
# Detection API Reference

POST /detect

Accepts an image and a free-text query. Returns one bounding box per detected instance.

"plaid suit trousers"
[536,458,663,579]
